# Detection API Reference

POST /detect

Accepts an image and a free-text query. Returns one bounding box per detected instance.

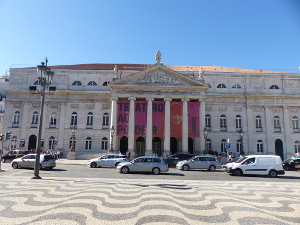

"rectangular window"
[235,118,242,129]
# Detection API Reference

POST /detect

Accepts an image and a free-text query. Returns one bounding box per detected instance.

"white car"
[176,155,221,171]
[88,154,128,168]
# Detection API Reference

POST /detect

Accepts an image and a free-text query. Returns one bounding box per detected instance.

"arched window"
[87,81,97,86]
[256,115,262,129]
[85,137,92,150]
[220,115,227,131]
[274,116,280,129]
[294,141,300,154]
[103,81,109,86]
[217,84,226,89]
[235,115,242,129]
[257,140,263,152]
[13,111,20,127]
[87,112,93,126]
[102,137,108,150]
[71,112,77,126]
[221,139,226,152]
[292,116,299,130]
[72,81,82,86]
[205,114,211,128]
[270,85,279,89]
[102,112,109,128]
[31,111,39,125]
[232,83,241,89]
[49,136,55,150]
[34,80,41,85]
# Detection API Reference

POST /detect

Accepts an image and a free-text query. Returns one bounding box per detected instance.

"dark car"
[282,158,300,171]
[1,150,32,163]
[165,153,194,167]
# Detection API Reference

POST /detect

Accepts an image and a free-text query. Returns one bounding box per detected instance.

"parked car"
[282,158,300,171]
[225,155,285,178]
[11,154,56,170]
[88,154,128,168]
[117,156,169,175]
[165,153,194,167]
[2,150,32,163]
[222,156,243,170]
[176,155,221,171]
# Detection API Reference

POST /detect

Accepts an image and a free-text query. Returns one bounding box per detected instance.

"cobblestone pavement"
[0,173,300,225]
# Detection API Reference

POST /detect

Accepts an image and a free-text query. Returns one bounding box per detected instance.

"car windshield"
[235,157,247,163]
[283,158,294,163]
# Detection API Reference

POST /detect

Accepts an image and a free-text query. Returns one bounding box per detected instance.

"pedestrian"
[296,152,300,158]
[127,152,131,159]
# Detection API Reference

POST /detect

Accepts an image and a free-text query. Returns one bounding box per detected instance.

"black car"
[165,153,194,167]
[282,158,300,171]
[1,150,32,163]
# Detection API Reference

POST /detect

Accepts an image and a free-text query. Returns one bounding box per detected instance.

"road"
[0,160,300,224]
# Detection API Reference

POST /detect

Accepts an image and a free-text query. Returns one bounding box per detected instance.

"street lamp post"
[70,125,77,152]
[109,126,115,153]
[30,58,55,179]
[203,128,208,155]
[239,129,244,155]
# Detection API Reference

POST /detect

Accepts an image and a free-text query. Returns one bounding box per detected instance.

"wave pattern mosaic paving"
[0,177,299,225]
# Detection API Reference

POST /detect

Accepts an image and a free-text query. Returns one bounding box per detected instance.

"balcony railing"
[274,127,281,133]
[12,122,19,128]
[102,124,109,129]
[31,124,38,128]
[86,124,93,129]
[49,123,56,128]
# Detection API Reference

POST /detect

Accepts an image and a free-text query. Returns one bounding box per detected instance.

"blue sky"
[0,0,300,75]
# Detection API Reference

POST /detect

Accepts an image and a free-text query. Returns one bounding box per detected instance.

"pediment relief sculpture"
[137,72,180,84]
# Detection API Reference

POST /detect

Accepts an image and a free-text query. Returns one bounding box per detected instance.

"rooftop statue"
[155,50,162,64]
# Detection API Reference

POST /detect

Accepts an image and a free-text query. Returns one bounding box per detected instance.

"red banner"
[152,101,165,137]
[135,101,147,137]
[170,102,182,137]
[116,100,130,136]
[188,102,200,137]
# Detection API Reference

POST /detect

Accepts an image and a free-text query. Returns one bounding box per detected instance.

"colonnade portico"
[110,96,206,156]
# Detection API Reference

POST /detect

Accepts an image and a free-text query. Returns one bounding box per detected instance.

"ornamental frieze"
[137,72,180,84]
[71,104,79,109]
[116,90,201,96]
[219,107,227,112]
[272,107,281,113]
[102,104,110,109]
[50,103,58,108]
[253,107,263,112]
[86,104,95,109]
[234,107,242,112]
[289,107,299,113]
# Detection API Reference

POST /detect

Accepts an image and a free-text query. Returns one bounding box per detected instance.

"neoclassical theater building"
[3,52,300,159]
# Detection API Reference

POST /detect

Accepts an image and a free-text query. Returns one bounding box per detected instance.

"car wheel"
[152,167,160,175]
[121,166,129,174]
[284,165,291,171]
[233,169,243,176]
[90,162,97,168]
[269,170,277,178]
[208,165,216,171]
[12,162,18,169]
[115,162,120,167]
[182,164,189,171]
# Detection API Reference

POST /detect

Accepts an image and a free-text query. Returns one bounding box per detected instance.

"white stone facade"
[2,62,300,159]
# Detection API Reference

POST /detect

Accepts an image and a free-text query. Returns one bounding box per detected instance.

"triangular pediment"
[110,64,208,88]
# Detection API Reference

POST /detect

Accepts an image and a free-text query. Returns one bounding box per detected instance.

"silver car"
[117,156,169,175]
[88,154,128,168]
[11,154,56,170]
[176,155,221,171]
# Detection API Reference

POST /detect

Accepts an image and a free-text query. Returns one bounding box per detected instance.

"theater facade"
[3,54,300,159]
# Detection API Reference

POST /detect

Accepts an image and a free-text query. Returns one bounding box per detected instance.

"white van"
[225,155,285,178]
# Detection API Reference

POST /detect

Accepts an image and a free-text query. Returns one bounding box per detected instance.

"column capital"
[164,97,172,102]
[181,97,190,102]
[111,97,118,101]
[128,97,136,101]
[199,98,206,103]
[146,97,154,101]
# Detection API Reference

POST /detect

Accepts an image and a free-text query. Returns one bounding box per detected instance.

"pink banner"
[116,100,130,136]
[170,102,182,137]
[135,101,147,137]
[152,101,165,137]
[188,102,200,137]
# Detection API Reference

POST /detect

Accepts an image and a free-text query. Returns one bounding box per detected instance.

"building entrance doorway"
[28,135,37,151]
[136,137,145,156]
[275,139,284,160]
[170,137,177,155]
[120,136,128,155]
[188,137,194,154]
[152,137,162,156]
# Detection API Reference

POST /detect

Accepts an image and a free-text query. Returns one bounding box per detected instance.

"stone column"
[110,97,118,153]
[58,103,67,156]
[283,106,290,159]
[21,102,29,140]
[199,99,206,155]
[182,98,189,152]
[246,106,253,155]
[164,98,172,156]
[128,97,136,153]
[264,106,272,154]
[145,97,154,156]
